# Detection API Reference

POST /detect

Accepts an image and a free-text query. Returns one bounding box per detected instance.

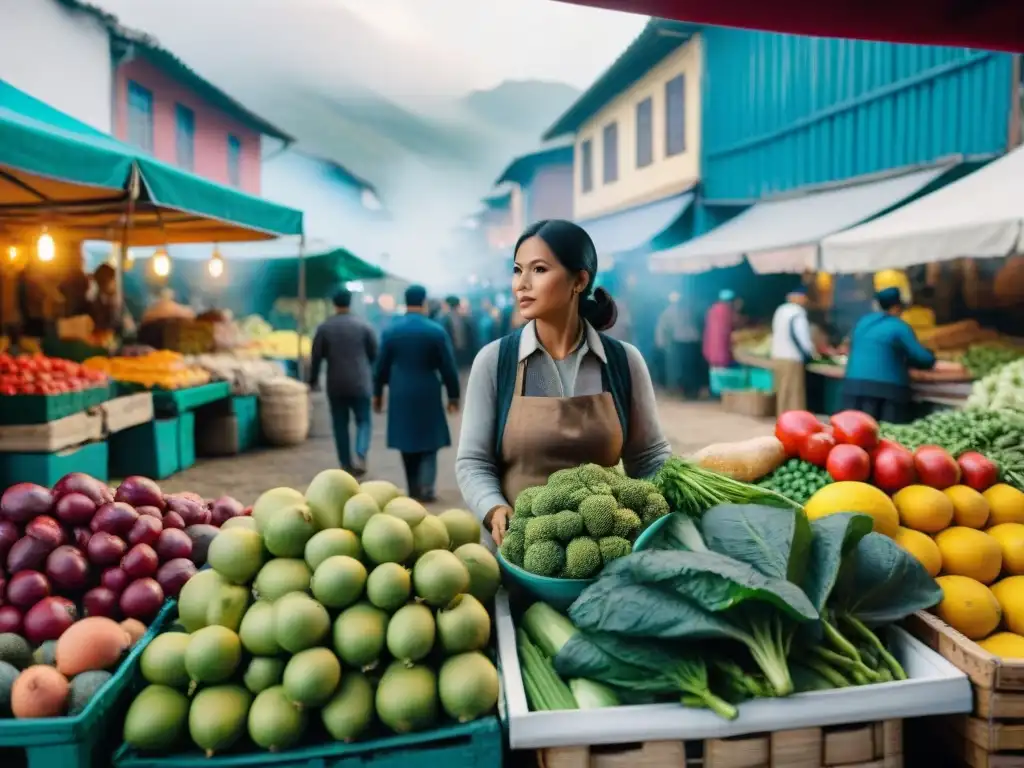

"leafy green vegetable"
[569,551,818,696]
[654,457,800,518]
[569,678,621,709]
[801,513,875,615]
[699,504,812,584]
[638,512,708,553]
[554,631,738,720]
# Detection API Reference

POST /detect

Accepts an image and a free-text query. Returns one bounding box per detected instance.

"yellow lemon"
[978,632,1024,660]
[936,575,1002,640]
[992,576,1024,635]
[934,527,1002,584]
[984,484,1024,526]
[804,482,900,538]
[944,485,991,529]
[988,523,1024,576]
[893,527,942,577]
[892,485,955,534]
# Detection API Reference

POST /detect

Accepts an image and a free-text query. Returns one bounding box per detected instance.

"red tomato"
[800,431,837,467]
[873,447,917,493]
[775,410,824,457]
[830,410,880,451]
[914,445,961,490]
[957,452,1000,492]
[826,444,872,482]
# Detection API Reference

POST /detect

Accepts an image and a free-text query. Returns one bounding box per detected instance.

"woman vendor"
[455,219,672,545]
[841,286,937,423]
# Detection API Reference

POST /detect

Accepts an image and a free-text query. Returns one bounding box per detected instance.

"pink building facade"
[113,56,262,194]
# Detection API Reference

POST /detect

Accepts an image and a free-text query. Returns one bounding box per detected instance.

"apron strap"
[495,328,524,455]
[598,333,632,441]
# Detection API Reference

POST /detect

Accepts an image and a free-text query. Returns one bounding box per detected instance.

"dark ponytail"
[513,219,619,332]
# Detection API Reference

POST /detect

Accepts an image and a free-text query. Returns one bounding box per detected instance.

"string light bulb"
[7,246,17,262]
[152,248,171,278]
[124,248,136,271]
[36,231,55,262]
[207,248,224,279]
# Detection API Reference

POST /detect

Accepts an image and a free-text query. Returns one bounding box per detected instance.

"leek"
[522,601,578,657]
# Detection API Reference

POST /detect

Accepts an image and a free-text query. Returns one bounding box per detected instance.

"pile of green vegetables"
[517,504,941,720]
[758,459,832,505]
[960,343,1024,380]
[653,457,801,517]
[967,358,1024,411]
[500,464,670,579]
[881,408,1024,489]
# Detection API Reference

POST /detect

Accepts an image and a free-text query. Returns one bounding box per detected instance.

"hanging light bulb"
[124,248,136,272]
[207,248,225,279]
[36,230,55,262]
[7,246,17,262]
[152,248,171,278]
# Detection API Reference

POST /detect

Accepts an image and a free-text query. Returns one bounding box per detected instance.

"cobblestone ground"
[162,390,774,508]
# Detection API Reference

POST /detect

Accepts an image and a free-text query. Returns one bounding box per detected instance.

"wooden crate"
[907,611,1024,767]
[534,719,902,768]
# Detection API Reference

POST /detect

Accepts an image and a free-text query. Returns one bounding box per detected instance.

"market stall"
[0,81,306,482]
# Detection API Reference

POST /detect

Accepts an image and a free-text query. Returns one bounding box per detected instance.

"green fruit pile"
[122,470,501,757]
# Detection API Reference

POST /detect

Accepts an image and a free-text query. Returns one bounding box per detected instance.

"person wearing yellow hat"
[841,287,937,423]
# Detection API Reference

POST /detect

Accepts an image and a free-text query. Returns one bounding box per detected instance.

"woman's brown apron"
[499,358,624,509]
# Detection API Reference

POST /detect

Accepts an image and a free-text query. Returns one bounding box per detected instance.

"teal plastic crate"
[0,385,109,426]
[231,395,259,452]
[152,382,231,416]
[110,418,180,480]
[112,713,501,768]
[177,410,196,470]
[750,367,775,393]
[709,366,750,396]
[0,441,108,487]
[0,601,174,768]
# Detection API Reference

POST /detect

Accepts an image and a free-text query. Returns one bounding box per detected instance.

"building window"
[227,134,241,187]
[175,105,195,171]
[580,139,593,193]
[636,97,653,168]
[602,122,618,184]
[665,74,686,156]
[126,81,153,153]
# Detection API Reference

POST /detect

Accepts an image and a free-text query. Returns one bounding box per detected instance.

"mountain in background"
[462,80,580,137]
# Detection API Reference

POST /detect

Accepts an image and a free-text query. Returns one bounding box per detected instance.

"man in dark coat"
[374,285,460,502]
[309,289,378,475]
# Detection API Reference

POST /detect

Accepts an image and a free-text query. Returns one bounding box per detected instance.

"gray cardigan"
[455,321,672,521]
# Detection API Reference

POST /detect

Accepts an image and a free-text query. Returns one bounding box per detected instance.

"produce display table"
[0,384,110,426]
[0,439,108,486]
[149,381,231,416]
[495,592,971,750]
[109,418,181,480]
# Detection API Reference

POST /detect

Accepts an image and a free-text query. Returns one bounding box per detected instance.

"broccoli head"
[578,463,613,487]
[567,487,592,511]
[525,516,559,548]
[514,486,543,518]
[612,508,642,540]
[508,513,529,535]
[548,467,583,488]
[614,478,659,511]
[641,492,670,526]
[553,510,584,541]
[500,530,525,566]
[564,537,602,579]
[532,485,580,517]
[598,536,632,564]
[578,494,616,537]
[524,540,566,577]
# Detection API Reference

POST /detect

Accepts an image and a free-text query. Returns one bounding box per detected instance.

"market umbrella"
[0,80,303,244]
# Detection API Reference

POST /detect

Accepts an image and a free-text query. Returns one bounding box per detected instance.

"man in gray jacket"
[309,289,378,475]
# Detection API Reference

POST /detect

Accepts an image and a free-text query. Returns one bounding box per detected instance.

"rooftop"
[542,17,697,140]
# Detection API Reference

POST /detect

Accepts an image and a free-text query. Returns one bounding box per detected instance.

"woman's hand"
[489,505,512,546]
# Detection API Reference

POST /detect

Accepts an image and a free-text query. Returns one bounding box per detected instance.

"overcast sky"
[93,0,649,96]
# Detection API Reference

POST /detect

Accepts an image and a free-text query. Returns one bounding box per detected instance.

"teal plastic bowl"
[496,550,592,611]
[631,514,673,552]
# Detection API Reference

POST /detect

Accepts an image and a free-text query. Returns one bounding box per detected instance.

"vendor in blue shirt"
[841,286,937,424]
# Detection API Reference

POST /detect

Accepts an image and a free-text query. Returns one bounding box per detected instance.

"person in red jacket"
[703,289,740,369]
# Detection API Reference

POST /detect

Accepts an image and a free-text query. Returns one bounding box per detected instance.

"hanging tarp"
[0,80,303,243]
[820,147,1024,273]
[579,190,694,257]
[650,167,949,275]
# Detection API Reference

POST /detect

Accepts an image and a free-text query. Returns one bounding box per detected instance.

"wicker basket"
[259,381,310,446]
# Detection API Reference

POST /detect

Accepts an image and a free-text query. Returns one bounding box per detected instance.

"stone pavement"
[162,391,774,509]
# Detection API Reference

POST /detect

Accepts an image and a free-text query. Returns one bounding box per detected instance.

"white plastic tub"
[495,590,972,749]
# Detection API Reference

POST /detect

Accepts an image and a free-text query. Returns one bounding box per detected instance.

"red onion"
[54,492,98,526]
[101,567,130,595]
[91,502,139,537]
[155,528,193,562]
[83,586,121,619]
[121,543,159,579]
[0,483,52,523]
[52,472,113,505]
[128,516,163,548]
[0,605,23,633]
[7,570,50,609]
[162,512,185,530]
[120,578,164,622]
[0,520,18,564]
[7,535,54,573]
[87,532,127,567]
[115,476,166,510]
[156,558,197,598]
[25,516,65,549]
[23,596,77,644]
[46,545,90,591]
[136,506,163,520]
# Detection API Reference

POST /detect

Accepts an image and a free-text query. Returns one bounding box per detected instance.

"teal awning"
[0,80,303,243]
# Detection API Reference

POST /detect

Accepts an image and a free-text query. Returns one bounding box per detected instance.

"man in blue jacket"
[373,285,461,502]
[842,286,937,424]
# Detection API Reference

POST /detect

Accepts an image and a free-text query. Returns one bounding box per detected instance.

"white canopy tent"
[820,146,1024,274]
